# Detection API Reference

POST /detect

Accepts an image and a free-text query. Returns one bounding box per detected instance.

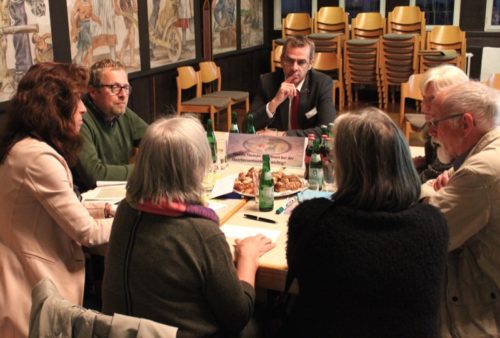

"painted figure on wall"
[0,0,52,102]
[67,0,140,71]
[71,0,101,67]
[148,0,195,68]
[91,0,118,60]
[241,0,263,48]
[212,0,236,53]
[117,0,138,67]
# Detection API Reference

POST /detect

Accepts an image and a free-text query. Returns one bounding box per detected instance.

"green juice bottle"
[259,154,274,212]
[206,119,218,164]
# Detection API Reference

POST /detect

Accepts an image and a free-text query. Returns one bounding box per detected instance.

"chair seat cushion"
[347,38,379,46]
[273,38,286,45]
[405,113,426,129]
[383,33,415,40]
[205,91,249,101]
[308,32,342,40]
[182,96,230,109]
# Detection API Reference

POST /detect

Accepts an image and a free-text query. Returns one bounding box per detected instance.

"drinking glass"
[322,160,335,192]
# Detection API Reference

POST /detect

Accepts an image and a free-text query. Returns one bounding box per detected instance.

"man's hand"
[268,73,299,113]
[433,170,450,191]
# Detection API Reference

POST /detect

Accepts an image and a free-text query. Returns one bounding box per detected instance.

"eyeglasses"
[428,113,464,128]
[96,83,132,95]
[282,56,309,67]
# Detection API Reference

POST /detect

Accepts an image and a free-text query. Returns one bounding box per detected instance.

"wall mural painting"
[0,0,53,102]
[240,0,263,49]
[67,0,141,72]
[148,0,195,68]
[212,0,236,54]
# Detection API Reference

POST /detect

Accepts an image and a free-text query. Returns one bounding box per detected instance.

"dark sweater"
[286,198,449,338]
[102,201,255,337]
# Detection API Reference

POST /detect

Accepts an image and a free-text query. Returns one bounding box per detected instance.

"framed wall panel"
[67,0,141,72]
[148,0,196,69]
[212,0,237,54]
[485,0,500,31]
[0,0,53,102]
[241,0,263,49]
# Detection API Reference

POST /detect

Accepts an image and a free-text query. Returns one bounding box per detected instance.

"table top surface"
[83,140,425,292]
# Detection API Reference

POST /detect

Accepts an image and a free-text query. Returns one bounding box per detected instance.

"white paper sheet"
[220,224,281,242]
[209,173,238,199]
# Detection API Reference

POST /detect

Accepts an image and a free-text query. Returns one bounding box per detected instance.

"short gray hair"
[281,35,315,62]
[127,115,211,205]
[333,107,420,211]
[89,58,126,86]
[436,81,500,132]
[420,64,468,94]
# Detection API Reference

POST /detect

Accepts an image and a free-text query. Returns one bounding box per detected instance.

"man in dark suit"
[250,36,335,137]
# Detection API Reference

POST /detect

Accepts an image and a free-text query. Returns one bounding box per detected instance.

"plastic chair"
[351,12,386,40]
[199,61,250,114]
[420,25,466,72]
[379,33,420,109]
[312,46,344,111]
[387,6,426,48]
[400,73,424,141]
[176,66,232,131]
[344,38,381,108]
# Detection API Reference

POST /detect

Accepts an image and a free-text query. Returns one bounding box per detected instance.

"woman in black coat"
[286,108,449,338]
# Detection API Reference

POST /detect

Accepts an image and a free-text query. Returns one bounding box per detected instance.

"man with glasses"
[250,36,335,137]
[73,59,148,193]
[422,81,500,337]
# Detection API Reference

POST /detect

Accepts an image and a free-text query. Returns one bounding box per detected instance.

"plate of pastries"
[233,167,306,197]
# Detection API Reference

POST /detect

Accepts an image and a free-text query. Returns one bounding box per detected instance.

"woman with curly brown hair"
[0,62,112,338]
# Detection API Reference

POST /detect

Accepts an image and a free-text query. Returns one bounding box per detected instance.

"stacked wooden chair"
[344,12,386,108]
[420,25,466,72]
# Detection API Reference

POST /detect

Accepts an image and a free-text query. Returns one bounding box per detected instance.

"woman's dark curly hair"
[0,62,89,166]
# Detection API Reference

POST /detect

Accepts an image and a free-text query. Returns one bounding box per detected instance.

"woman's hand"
[234,234,276,287]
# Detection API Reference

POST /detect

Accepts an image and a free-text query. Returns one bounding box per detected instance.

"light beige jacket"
[29,279,178,338]
[422,127,500,338]
[0,138,112,338]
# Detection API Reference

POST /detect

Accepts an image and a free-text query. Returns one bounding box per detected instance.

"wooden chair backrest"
[282,13,312,38]
[351,12,386,39]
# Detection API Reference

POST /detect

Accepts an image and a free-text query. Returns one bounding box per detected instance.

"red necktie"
[291,93,300,130]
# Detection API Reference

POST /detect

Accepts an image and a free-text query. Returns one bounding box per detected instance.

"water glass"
[322,160,335,192]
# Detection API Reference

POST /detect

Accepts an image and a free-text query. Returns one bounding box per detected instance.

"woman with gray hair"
[285,108,449,337]
[102,116,275,337]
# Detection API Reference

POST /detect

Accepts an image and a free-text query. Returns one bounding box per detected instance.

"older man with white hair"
[423,80,500,337]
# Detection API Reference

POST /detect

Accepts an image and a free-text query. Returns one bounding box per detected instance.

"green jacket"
[73,96,148,191]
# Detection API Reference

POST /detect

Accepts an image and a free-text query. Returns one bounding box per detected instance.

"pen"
[243,214,277,224]
[275,197,295,214]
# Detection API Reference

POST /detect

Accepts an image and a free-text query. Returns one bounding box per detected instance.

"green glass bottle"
[308,139,323,190]
[206,119,218,164]
[259,154,274,212]
[245,112,256,134]
[230,111,239,133]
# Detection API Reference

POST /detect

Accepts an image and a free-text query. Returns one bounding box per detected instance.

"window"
[410,0,461,26]
[273,0,318,30]
[339,0,385,22]
[485,0,500,31]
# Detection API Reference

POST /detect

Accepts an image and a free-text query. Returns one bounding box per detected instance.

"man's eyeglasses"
[96,83,132,95]
[282,56,309,67]
[428,113,464,128]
